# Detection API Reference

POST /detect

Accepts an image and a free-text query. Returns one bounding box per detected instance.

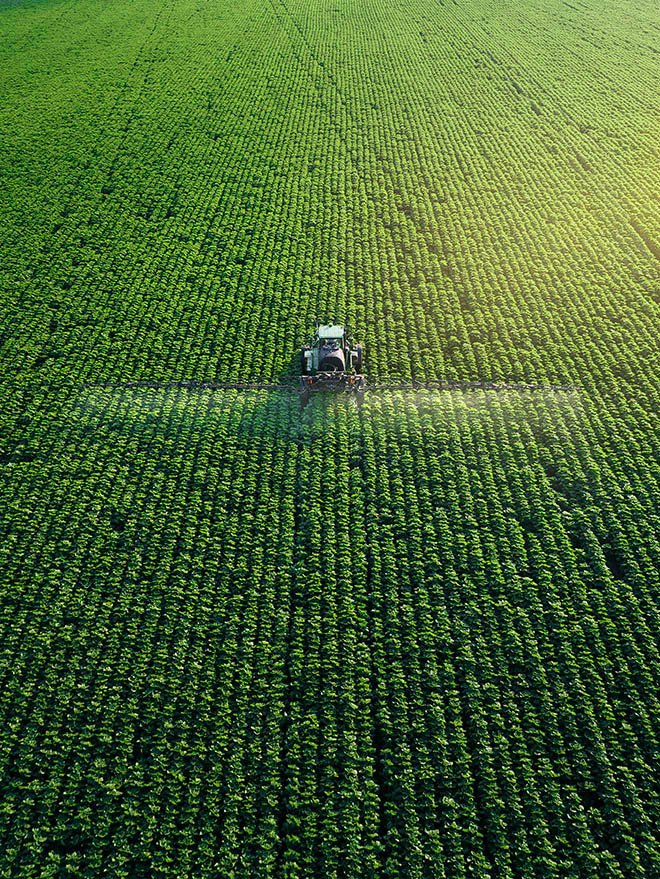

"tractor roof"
[318,324,344,339]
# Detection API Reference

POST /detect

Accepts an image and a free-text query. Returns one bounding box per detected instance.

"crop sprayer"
[83,323,577,404]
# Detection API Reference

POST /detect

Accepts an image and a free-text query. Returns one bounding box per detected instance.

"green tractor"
[300,324,365,405]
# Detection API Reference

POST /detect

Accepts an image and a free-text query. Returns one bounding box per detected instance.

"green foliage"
[1,0,660,876]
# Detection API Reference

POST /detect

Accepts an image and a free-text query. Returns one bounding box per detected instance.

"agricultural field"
[1,0,660,875]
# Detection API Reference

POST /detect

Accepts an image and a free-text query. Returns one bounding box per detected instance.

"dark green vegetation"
[2,0,660,875]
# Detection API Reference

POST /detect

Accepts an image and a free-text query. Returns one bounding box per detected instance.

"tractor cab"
[317,325,346,372]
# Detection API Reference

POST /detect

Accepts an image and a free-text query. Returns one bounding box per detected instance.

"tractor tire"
[355,344,363,373]
[301,346,310,375]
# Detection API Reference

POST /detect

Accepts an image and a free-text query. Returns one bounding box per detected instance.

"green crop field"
[2,0,660,875]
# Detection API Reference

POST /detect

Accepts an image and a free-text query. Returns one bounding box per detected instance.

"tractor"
[300,324,365,405]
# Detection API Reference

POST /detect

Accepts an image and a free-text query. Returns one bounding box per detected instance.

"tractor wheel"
[300,347,309,374]
[355,344,363,373]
